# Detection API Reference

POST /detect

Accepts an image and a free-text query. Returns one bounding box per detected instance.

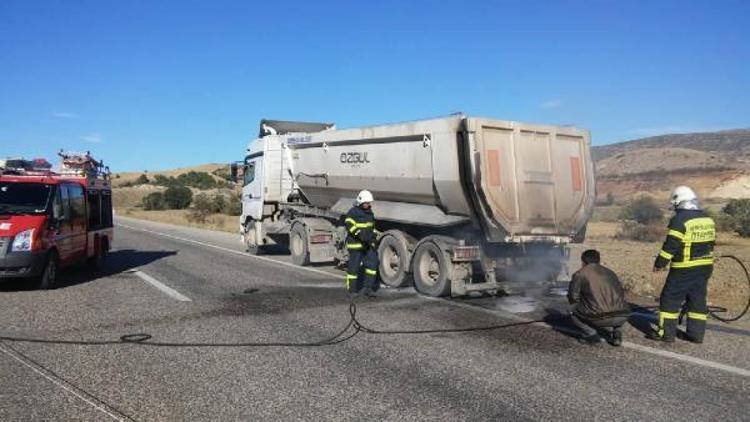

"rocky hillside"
[593,129,750,201]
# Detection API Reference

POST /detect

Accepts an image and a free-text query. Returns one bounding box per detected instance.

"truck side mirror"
[230,163,239,183]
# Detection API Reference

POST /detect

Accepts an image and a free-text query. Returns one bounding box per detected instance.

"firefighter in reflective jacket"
[649,186,716,343]
[344,190,380,296]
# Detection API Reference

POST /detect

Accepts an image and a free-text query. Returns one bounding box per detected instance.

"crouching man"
[568,250,632,346]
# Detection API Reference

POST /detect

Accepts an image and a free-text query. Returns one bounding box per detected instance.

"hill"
[593,129,750,201]
[112,163,235,208]
[112,163,228,188]
[593,129,750,162]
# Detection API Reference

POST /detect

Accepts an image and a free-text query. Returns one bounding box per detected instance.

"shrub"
[619,196,664,225]
[153,174,176,186]
[175,171,217,190]
[705,208,735,233]
[186,192,242,222]
[135,174,150,185]
[615,221,664,242]
[226,193,242,216]
[187,193,212,223]
[212,194,227,214]
[723,199,750,237]
[163,185,193,209]
[142,192,166,210]
[213,166,232,182]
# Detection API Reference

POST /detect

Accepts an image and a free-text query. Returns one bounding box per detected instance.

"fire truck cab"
[0,152,113,289]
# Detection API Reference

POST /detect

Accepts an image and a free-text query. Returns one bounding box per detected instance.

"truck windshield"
[0,182,53,215]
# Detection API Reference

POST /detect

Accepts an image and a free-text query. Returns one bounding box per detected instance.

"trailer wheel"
[290,223,311,266]
[377,232,413,288]
[412,241,452,297]
[36,250,58,290]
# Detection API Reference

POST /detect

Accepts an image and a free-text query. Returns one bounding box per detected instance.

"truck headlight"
[11,229,34,252]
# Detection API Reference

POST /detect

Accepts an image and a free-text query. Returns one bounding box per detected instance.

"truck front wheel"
[244,221,263,255]
[36,251,58,290]
[412,241,451,297]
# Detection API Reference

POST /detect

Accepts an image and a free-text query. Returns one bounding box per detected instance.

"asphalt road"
[1,216,749,421]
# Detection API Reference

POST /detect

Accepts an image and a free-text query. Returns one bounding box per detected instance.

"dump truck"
[232,115,595,296]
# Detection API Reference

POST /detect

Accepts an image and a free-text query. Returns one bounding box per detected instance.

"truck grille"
[0,237,7,256]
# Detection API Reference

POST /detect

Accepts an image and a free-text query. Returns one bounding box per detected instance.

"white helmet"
[670,186,697,207]
[356,190,374,206]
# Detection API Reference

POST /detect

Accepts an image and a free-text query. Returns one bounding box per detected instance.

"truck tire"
[377,232,414,288]
[36,250,58,290]
[88,237,109,270]
[244,222,263,255]
[412,241,452,297]
[290,223,311,266]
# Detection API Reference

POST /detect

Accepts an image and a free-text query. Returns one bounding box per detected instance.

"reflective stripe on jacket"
[655,209,715,270]
[344,205,376,249]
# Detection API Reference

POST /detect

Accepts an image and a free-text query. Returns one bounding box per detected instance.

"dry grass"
[117,208,238,233]
[585,222,750,313]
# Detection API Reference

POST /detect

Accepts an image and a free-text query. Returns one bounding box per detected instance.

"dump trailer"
[233,115,595,296]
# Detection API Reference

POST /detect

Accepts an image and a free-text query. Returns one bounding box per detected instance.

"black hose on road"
[0,255,747,348]
[0,302,549,348]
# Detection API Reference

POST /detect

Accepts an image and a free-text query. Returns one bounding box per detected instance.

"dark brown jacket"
[568,263,630,319]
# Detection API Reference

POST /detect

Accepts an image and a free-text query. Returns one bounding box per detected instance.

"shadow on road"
[0,249,177,292]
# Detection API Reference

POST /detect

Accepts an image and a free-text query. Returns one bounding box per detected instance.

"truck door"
[65,184,87,263]
[52,185,73,263]
[242,154,264,220]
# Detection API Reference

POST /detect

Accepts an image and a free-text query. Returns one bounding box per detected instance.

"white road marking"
[117,221,750,378]
[132,270,192,302]
[0,342,125,421]
[117,223,340,280]
[623,341,750,377]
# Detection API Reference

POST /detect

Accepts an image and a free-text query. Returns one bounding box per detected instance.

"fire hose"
[703,255,750,323]
[0,256,747,348]
[645,254,750,323]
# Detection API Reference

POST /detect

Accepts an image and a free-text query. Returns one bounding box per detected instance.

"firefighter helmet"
[356,190,374,206]
[670,186,697,207]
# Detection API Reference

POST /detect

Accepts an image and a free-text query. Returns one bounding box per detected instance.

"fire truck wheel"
[36,251,58,290]
[89,237,109,270]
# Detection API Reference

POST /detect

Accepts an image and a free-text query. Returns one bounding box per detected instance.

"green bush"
[164,185,193,209]
[213,166,232,182]
[175,171,217,190]
[212,194,227,214]
[187,193,212,223]
[135,174,150,185]
[615,221,664,242]
[142,192,166,211]
[723,199,750,237]
[153,174,176,186]
[619,196,664,225]
[226,193,242,216]
[186,192,242,222]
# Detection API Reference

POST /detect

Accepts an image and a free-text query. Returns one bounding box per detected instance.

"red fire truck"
[0,152,113,289]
